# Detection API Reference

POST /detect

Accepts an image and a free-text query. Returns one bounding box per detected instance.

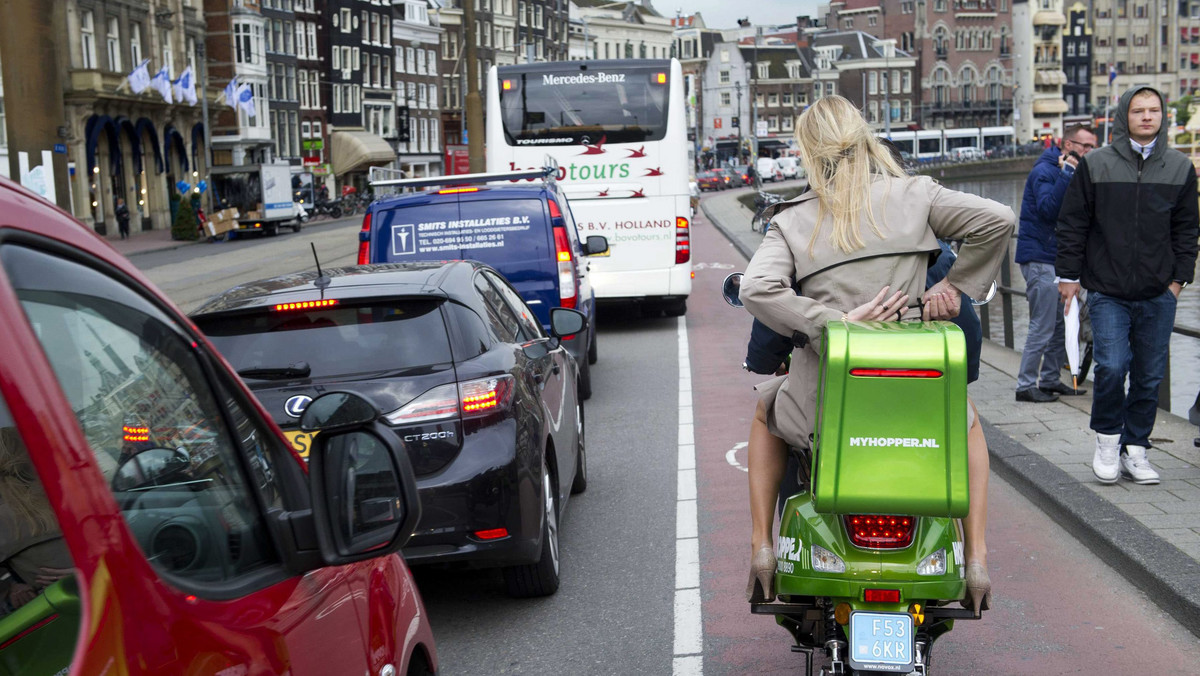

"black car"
[191,261,588,597]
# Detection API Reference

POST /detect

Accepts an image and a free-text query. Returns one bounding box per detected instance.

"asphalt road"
[129,205,1198,675]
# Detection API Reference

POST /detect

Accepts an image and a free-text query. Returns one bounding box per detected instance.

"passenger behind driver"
[738,96,1013,615]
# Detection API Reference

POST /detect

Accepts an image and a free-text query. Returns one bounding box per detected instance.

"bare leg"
[962,398,989,567]
[749,399,788,551]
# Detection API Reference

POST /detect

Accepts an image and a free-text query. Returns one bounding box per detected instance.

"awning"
[1032,98,1069,115]
[1035,70,1068,85]
[330,131,397,176]
[1032,11,1066,26]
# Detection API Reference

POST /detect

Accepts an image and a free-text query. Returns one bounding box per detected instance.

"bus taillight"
[675,217,690,264]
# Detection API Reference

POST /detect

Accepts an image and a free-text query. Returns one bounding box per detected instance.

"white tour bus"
[487,59,692,316]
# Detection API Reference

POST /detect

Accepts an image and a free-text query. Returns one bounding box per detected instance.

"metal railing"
[979,241,1200,409]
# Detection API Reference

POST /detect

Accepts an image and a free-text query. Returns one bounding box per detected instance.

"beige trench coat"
[739,174,1015,449]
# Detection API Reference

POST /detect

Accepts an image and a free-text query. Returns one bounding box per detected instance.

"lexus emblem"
[284,395,313,418]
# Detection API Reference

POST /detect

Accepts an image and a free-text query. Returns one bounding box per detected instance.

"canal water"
[943,175,1199,415]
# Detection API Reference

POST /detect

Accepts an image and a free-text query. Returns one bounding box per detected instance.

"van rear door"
[371,196,556,325]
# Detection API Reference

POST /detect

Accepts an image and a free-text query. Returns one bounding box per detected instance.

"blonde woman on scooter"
[739,96,1014,614]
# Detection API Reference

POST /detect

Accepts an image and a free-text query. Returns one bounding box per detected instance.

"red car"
[0,177,437,675]
[696,169,726,191]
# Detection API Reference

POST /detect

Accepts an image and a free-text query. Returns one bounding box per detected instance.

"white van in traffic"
[756,157,783,183]
[775,157,801,179]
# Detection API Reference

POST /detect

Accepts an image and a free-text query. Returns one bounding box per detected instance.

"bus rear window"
[498,62,670,146]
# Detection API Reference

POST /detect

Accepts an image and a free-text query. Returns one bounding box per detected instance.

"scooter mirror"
[971,281,998,306]
[722,272,744,307]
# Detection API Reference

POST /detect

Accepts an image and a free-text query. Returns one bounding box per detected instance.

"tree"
[171,198,199,241]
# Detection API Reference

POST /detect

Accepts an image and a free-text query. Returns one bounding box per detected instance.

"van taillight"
[547,199,563,219]
[357,212,372,265]
[675,216,690,264]
[844,515,916,549]
[553,226,577,309]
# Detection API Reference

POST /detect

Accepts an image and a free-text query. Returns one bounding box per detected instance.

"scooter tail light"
[811,544,846,573]
[357,212,372,265]
[844,514,917,549]
[553,226,578,309]
[917,548,947,576]
[864,589,902,604]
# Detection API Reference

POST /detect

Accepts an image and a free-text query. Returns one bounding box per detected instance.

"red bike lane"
[686,210,801,674]
[686,205,1198,675]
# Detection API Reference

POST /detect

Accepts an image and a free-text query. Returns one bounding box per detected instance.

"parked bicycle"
[750,190,785,234]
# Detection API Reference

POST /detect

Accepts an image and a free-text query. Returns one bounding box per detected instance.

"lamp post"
[735,81,743,162]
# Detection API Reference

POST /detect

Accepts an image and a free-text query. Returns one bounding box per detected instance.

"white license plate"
[848,611,914,672]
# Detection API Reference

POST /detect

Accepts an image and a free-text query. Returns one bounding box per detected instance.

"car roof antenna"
[311,243,332,291]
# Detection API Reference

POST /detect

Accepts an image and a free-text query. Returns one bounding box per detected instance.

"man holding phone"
[1014,124,1098,403]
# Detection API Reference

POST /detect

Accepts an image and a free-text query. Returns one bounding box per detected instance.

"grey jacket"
[740,174,1014,448]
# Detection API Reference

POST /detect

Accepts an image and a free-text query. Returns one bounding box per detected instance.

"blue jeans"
[1087,289,1178,448]
[1016,262,1067,390]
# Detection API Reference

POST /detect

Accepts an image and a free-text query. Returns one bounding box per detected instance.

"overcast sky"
[664,0,822,30]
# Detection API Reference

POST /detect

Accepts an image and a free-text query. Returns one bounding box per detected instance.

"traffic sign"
[756,121,768,137]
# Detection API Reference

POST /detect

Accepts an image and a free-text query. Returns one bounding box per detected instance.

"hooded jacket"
[1056,86,1199,300]
[1015,145,1072,265]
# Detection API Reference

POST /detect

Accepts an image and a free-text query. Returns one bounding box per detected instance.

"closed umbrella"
[1064,296,1081,392]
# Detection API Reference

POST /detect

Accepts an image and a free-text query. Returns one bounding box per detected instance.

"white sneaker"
[1092,433,1121,484]
[1120,445,1161,485]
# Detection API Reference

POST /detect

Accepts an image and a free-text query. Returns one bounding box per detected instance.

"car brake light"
[274,299,338,311]
[437,187,480,194]
[850,368,943,378]
[474,528,509,540]
[384,375,515,425]
[864,589,902,604]
[675,216,690,264]
[553,226,578,309]
[844,515,916,549]
[357,212,372,265]
[122,425,150,442]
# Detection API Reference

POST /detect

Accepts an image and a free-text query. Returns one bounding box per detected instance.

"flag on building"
[150,66,173,104]
[235,83,256,118]
[1108,65,1117,85]
[127,59,152,94]
[173,66,198,106]
[220,78,238,109]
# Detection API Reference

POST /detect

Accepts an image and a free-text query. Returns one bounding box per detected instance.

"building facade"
[69,0,210,236]
[570,0,675,62]
[295,0,329,184]
[810,32,918,134]
[394,0,444,177]
[1063,2,1092,124]
[1088,0,1175,117]
[208,0,272,167]
[262,1,301,166]
[824,0,1015,131]
[701,39,752,164]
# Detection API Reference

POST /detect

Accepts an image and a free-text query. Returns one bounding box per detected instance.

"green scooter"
[723,273,987,676]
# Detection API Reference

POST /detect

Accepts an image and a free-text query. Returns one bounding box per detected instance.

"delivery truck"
[210,164,302,237]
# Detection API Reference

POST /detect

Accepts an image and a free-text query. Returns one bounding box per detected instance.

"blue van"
[358,168,608,398]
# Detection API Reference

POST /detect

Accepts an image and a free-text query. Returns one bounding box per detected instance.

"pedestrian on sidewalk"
[1057,86,1199,486]
[1014,124,1098,403]
[115,197,131,240]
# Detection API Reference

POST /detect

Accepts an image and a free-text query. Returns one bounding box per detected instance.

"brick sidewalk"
[699,186,1200,638]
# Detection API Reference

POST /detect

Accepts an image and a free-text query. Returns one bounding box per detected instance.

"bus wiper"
[237,362,311,380]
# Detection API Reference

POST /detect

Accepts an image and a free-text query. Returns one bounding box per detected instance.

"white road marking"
[673,316,704,675]
[725,442,749,473]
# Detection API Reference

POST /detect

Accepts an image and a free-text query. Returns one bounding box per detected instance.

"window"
[340,8,352,32]
[757,62,769,79]
[309,70,320,107]
[130,23,142,66]
[407,47,415,73]
[383,56,391,88]
[235,23,254,65]
[869,71,878,95]
[295,21,307,59]
[160,28,173,74]
[299,70,309,107]
[283,20,294,55]
[782,92,792,106]
[307,23,317,58]
[383,17,390,46]
[767,92,778,106]
[332,46,341,70]
[80,10,97,69]
[362,11,370,41]
[869,100,879,122]
[286,65,296,101]
[106,17,121,72]
[902,71,912,93]
[427,49,437,75]
[474,273,523,342]
[719,69,730,84]
[4,245,289,589]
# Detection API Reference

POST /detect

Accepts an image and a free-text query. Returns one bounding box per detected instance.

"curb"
[699,197,757,262]
[703,192,1200,640]
[982,421,1200,639]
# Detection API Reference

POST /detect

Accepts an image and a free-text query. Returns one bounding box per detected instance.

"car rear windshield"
[196,299,452,378]
[374,198,550,262]
[498,62,670,145]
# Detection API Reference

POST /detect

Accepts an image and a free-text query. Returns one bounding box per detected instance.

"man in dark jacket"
[1057,85,1199,486]
[1014,125,1097,403]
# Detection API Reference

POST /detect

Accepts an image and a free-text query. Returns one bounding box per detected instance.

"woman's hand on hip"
[847,286,909,321]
